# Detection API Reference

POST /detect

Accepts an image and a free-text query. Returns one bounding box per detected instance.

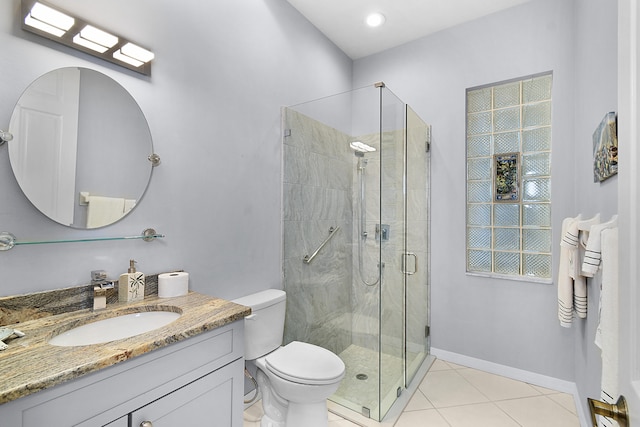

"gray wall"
[571,0,618,408]
[0,0,351,299]
[352,0,616,396]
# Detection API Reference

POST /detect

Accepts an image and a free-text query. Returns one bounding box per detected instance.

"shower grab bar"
[303,226,340,264]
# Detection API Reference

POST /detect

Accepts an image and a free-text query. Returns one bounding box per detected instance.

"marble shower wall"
[350,117,430,358]
[349,131,386,355]
[349,129,408,358]
[282,108,353,356]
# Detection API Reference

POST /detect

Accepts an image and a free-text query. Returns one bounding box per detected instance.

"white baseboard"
[431,348,589,427]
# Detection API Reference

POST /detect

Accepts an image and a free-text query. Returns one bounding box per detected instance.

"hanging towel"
[86,195,127,228]
[582,215,618,277]
[558,217,577,327]
[560,215,588,319]
[124,198,137,214]
[572,269,588,319]
[577,214,601,250]
[595,228,618,427]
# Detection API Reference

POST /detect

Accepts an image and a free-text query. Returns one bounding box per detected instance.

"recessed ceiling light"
[366,12,386,28]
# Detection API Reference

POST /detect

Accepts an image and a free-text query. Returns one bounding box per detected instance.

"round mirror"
[8,67,153,229]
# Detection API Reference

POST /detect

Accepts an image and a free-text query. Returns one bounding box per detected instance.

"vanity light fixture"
[21,0,154,76]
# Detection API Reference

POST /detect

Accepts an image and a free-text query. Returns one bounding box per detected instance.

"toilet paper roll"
[158,272,189,298]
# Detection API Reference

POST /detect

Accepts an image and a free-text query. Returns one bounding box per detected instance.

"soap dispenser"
[118,259,145,302]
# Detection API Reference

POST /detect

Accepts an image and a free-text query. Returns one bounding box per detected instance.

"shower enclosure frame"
[282,82,431,422]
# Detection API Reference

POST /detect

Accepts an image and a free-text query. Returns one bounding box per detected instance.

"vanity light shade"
[121,43,155,63]
[73,25,118,53]
[24,2,74,37]
[113,43,154,67]
[113,49,144,67]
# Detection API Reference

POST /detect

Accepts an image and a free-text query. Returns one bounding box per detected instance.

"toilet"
[233,289,345,427]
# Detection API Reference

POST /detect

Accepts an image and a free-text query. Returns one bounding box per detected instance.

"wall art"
[593,111,618,182]
[494,152,519,202]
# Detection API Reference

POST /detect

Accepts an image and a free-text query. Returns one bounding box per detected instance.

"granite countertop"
[0,292,251,404]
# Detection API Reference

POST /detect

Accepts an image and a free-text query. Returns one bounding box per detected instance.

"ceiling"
[286,0,532,59]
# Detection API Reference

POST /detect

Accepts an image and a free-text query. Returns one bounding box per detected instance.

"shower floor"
[331,344,425,420]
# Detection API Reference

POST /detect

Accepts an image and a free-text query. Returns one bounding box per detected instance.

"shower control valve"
[376,224,390,241]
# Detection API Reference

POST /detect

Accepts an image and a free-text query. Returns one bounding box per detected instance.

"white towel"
[558,217,576,327]
[86,195,127,228]
[582,215,618,277]
[560,215,588,319]
[595,228,618,427]
[124,198,137,214]
[577,214,601,250]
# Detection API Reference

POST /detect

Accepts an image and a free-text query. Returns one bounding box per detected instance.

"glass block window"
[466,73,552,280]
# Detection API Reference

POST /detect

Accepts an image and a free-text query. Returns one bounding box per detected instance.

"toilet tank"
[232,289,286,360]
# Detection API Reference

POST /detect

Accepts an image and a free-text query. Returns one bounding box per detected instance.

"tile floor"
[244,358,580,427]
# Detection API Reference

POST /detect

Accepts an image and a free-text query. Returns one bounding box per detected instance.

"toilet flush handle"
[245,314,257,321]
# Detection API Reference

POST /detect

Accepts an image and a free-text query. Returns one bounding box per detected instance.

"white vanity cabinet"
[105,416,128,427]
[130,360,241,427]
[0,320,244,427]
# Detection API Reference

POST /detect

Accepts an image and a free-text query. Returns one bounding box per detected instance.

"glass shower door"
[378,85,407,419]
[404,105,430,386]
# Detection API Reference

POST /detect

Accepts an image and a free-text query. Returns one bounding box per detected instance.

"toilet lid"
[265,341,345,385]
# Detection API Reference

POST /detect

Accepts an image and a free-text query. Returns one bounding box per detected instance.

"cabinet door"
[104,416,128,426]
[130,359,243,427]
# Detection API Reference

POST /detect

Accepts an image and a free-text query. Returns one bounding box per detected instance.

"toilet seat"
[265,341,345,385]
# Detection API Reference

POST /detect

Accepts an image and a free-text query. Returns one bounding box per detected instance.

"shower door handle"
[402,252,418,275]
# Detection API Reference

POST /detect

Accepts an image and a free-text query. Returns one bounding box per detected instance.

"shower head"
[350,141,376,156]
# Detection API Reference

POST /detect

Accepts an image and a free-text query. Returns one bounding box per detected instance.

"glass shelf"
[0,228,164,251]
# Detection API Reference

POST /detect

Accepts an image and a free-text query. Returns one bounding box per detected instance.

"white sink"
[48,310,181,347]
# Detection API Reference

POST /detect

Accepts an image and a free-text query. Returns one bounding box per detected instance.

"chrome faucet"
[91,270,115,311]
